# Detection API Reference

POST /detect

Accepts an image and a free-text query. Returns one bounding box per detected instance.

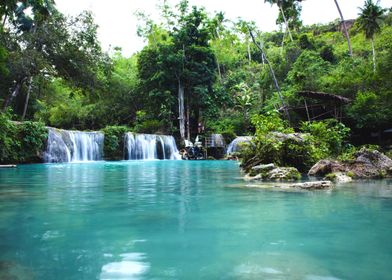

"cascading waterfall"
[44,128,104,163]
[209,134,226,148]
[124,133,181,160]
[226,136,253,155]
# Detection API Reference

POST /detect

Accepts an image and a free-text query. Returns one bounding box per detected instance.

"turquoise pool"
[1,161,392,279]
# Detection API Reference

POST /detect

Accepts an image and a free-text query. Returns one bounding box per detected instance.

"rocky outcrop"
[308,160,346,176]
[309,148,392,179]
[245,164,301,181]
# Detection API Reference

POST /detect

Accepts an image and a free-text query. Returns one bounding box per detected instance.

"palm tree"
[265,0,293,42]
[333,0,353,56]
[357,0,385,72]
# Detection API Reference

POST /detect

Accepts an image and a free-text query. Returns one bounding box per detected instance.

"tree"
[333,0,353,56]
[264,0,303,42]
[357,0,385,72]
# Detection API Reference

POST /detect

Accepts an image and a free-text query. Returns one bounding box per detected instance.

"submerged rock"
[309,148,392,179]
[275,181,333,190]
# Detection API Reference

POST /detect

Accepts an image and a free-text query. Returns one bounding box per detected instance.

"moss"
[325,173,337,180]
[347,171,355,178]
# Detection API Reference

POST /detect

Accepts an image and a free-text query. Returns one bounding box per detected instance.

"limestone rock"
[308,160,346,176]
[267,167,301,181]
[251,163,275,171]
[325,172,352,183]
[309,148,392,179]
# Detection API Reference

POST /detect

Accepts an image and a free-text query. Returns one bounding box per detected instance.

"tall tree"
[264,0,303,42]
[333,0,353,56]
[357,0,385,72]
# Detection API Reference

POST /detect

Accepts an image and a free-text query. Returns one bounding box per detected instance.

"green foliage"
[102,126,129,160]
[133,111,169,134]
[206,110,250,139]
[0,112,47,164]
[300,119,350,156]
[252,111,293,137]
[0,112,19,163]
[348,91,392,129]
[287,50,331,90]
[17,121,48,163]
[241,114,351,172]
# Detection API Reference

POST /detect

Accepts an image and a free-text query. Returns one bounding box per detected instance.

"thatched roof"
[298,91,352,104]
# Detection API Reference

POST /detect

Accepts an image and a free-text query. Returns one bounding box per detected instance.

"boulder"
[267,167,301,181]
[308,148,392,179]
[308,160,346,176]
[245,166,301,181]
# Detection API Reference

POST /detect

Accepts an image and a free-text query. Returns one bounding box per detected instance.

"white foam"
[100,261,149,279]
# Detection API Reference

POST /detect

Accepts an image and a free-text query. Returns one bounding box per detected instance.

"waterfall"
[209,134,226,148]
[226,136,253,154]
[44,128,104,163]
[124,133,181,160]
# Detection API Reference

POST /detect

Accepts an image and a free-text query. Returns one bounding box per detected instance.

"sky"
[55,0,392,57]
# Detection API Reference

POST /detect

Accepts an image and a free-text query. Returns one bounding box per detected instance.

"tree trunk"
[247,40,252,64]
[186,91,191,141]
[279,4,293,42]
[371,37,376,73]
[216,57,222,81]
[22,76,33,120]
[2,77,27,112]
[249,29,291,124]
[178,79,185,140]
[2,13,7,27]
[334,0,353,56]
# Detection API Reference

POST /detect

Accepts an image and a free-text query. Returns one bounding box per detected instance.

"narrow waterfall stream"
[124,133,181,160]
[44,128,104,162]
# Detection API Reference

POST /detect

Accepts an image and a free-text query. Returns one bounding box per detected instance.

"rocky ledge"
[309,148,392,179]
[245,180,333,191]
[275,181,333,190]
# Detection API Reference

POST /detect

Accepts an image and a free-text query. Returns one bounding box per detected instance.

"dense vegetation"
[1,0,391,164]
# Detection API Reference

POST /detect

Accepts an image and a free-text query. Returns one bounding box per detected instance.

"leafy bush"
[133,110,169,134]
[300,119,350,156]
[0,112,19,163]
[241,114,351,172]
[102,126,129,160]
[0,113,48,164]
[17,121,48,163]
[206,111,250,137]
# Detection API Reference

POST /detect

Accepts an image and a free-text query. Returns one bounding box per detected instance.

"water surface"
[1,161,392,279]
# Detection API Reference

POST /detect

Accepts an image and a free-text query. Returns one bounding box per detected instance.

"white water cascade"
[44,128,104,163]
[208,134,226,148]
[226,136,253,155]
[124,133,181,160]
